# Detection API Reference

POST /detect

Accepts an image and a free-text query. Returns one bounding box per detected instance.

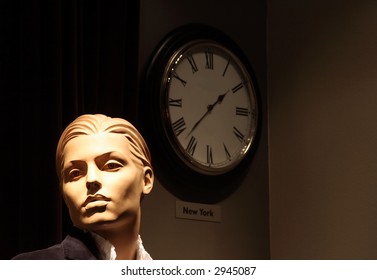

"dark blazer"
[12,228,102,260]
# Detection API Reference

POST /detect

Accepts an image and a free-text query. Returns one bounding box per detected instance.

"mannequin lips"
[83,194,110,210]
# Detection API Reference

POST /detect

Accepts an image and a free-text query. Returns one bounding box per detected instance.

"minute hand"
[186,90,229,138]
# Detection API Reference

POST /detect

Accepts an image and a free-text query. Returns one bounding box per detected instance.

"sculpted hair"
[56,114,152,182]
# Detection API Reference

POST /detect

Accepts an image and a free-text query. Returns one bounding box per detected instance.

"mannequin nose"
[86,166,102,190]
[86,180,101,190]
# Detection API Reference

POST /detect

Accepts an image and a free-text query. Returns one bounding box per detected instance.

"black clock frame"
[139,23,261,203]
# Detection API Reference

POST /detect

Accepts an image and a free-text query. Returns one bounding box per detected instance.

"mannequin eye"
[103,161,123,171]
[68,169,82,180]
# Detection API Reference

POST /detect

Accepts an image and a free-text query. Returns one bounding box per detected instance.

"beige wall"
[268,1,377,259]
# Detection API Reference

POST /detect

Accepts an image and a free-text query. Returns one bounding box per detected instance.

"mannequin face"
[61,132,153,232]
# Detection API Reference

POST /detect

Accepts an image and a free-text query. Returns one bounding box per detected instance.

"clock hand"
[186,90,229,138]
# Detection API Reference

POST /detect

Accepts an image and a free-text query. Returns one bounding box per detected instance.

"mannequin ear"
[142,166,154,195]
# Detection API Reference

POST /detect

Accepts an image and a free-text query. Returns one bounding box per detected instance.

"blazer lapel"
[62,227,101,260]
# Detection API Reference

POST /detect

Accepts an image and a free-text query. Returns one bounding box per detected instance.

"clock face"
[161,40,258,175]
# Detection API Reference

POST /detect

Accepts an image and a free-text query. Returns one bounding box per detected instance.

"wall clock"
[140,24,260,203]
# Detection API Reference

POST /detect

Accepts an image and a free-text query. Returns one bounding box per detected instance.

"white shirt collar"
[90,232,152,260]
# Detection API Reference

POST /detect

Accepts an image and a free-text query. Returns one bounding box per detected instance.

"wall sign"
[175,200,222,223]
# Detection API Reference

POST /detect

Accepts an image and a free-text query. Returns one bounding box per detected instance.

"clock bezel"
[160,39,257,176]
[140,24,261,203]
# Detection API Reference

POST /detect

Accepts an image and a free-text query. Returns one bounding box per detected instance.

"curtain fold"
[1,0,139,259]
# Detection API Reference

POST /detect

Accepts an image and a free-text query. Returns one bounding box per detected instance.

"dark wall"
[137,0,269,259]
[268,0,377,259]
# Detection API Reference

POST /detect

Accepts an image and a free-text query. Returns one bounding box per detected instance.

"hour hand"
[185,90,229,138]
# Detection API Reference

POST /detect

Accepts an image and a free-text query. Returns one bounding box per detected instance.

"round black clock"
[140,24,260,203]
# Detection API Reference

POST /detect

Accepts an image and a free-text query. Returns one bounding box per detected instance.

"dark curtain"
[1,0,140,259]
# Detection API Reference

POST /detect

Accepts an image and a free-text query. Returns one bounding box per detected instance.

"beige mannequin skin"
[56,114,154,260]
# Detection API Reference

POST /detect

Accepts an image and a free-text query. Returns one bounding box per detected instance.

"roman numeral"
[236,107,249,116]
[233,126,245,142]
[173,72,187,87]
[187,54,198,73]
[186,136,198,156]
[222,57,230,76]
[169,98,182,107]
[232,82,243,93]
[205,50,214,70]
[223,143,231,161]
[206,145,213,165]
[171,117,186,137]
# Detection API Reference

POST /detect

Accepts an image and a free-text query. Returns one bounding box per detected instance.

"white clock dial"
[162,41,258,175]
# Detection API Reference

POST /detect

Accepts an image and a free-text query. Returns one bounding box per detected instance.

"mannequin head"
[55,114,154,233]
